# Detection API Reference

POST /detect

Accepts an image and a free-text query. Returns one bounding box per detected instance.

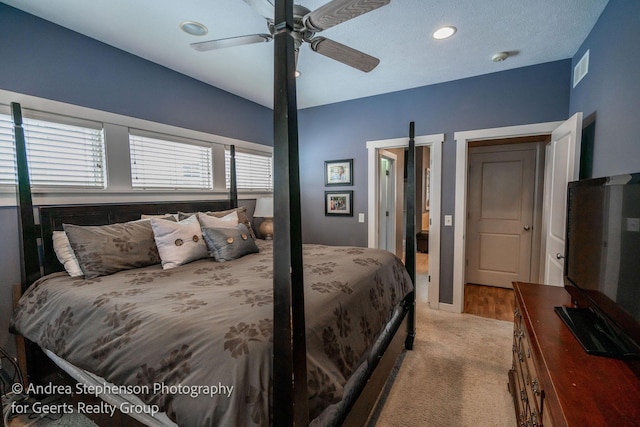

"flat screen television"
[555,172,640,359]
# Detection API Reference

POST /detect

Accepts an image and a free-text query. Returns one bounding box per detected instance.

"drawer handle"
[530,410,539,426]
[531,378,540,396]
[520,389,527,402]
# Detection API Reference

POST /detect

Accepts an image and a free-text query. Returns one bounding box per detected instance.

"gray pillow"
[63,219,162,279]
[202,224,259,262]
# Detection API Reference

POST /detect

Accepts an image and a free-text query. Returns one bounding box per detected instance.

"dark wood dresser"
[508,282,640,426]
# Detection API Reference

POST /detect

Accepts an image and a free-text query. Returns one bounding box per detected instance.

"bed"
[10,199,416,427]
[7,1,418,425]
[11,220,412,426]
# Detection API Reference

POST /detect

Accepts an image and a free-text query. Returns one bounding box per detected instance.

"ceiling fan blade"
[241,0,275,20]
[190,34,272,52]
[309,37,380,72]
[304,0,390,31]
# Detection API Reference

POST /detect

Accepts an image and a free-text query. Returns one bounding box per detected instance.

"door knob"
[523,225,531,231]
[556,253,565,260]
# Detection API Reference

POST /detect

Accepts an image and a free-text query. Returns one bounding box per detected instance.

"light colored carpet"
[372,304,516,427]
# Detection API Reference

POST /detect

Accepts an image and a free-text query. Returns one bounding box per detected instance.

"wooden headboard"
[38,200,233,276]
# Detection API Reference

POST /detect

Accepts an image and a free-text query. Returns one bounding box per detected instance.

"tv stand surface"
[509,282,640,426]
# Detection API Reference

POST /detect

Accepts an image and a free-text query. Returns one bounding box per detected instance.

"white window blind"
[129,132,213,189]
[225,149,273,191]
[0,112,106,188]
[0,114,16,185]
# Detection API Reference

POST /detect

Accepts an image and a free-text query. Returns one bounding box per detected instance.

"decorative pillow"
[140,213,179,221]
[207,207,257,239]
[150,215,209,269]
[52,231,83,277]
[63,220,162,279]
[202,224,259,262]
[196,211,238,229]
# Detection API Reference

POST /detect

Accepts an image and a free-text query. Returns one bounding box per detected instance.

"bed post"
[229,145,238,208]
[272,0,309,426]
[404,121,417,350]
[11,102,41,292]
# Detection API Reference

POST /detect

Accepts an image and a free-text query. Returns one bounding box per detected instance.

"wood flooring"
[415,252,515,322]
[464,283,515,322]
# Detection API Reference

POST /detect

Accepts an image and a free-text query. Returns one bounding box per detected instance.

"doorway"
[452,115,583,313]
[366,133,443,307]
[466,140,546,288]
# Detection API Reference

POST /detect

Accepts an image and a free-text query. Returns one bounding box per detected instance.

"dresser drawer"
[511,302,549,426]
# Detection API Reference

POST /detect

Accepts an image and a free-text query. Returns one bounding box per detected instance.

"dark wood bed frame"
[10,2,417,425]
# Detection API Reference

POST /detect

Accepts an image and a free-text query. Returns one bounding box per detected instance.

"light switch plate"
[444,215,453,226]
[358,213,365,223]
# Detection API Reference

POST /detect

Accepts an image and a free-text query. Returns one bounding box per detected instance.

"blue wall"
[569,0,640,178]
[299,60,572,302]
[0,3,273,145]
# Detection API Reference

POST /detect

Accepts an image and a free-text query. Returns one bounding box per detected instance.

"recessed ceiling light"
[433,26,457,40]
[180,21,208,36]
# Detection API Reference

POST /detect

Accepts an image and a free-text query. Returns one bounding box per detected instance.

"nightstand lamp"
[254,197,274,240]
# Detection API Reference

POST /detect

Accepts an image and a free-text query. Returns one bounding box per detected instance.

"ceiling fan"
[190,0,391,73]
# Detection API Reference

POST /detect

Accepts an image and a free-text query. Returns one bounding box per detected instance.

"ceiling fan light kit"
[190,0,391,73]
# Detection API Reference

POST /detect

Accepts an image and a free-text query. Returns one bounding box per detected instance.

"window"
[0,112,106,188]
[129,132,213,189]
[225,148,273,191]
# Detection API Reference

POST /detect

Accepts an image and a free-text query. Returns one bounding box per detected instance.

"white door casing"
[367,134,443,307]
[453,120,568,314]
[541,112,583,286]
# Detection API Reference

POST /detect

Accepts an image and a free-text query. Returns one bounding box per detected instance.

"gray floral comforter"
[11,241,412,427]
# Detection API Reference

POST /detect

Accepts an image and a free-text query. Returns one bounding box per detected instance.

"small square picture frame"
[325,191,353,216]
[325,159,353,186]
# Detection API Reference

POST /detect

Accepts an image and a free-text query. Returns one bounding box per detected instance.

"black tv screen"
[560,172,640,357]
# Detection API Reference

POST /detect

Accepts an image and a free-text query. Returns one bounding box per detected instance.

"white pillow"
[52,231,84,277]
[196,211,238,229]
[150,215,209,269]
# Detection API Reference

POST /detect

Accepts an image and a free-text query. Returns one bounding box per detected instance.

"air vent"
[573,50,589,88]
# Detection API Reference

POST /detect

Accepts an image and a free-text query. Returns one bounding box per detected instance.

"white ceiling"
[4,0,609,109]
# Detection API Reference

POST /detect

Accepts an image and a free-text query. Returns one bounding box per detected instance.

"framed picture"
[325,159,353,186]
[325,191,353,216]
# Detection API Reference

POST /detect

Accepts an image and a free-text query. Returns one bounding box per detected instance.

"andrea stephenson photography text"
[8,381,234,418]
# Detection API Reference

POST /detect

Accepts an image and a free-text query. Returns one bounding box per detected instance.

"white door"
[466,145,537,288]
[378,152,396,252]
[542,113,583,286]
